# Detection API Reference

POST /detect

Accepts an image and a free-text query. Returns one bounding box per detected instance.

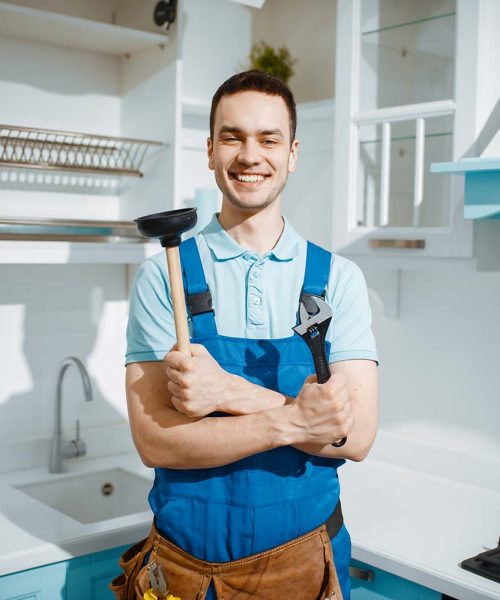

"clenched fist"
[164,344,231,417]
[289,372,353,447]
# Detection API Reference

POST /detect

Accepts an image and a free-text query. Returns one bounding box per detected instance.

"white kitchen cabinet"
[332,0,500,262]
[0,0,181,263]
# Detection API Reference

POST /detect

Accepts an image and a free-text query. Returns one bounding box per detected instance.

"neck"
[218,199,285,255]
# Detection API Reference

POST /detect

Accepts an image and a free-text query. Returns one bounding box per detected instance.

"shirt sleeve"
[325,255,379,365]
[125,254,176,365]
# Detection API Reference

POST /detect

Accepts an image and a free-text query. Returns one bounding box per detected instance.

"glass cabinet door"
[357,115,453,228]
[360,0,456,111]
[332,0,473,258]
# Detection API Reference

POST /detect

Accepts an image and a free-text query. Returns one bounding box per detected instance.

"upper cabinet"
[332,0,500,261]
[0,0,180,262]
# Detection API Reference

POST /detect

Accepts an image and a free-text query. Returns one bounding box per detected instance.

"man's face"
[207,91,298,212]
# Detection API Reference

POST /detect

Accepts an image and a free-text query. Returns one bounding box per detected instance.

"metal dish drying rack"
[0,124,163,177]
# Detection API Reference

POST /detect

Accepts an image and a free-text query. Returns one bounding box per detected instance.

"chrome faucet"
[49,357,93,473]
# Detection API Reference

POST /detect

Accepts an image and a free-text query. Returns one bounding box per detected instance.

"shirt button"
[253,297,262,305]
[252,271,261,279]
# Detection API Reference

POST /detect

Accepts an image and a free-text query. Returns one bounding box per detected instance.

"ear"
[288,139,299,173]
[207,137,214,171]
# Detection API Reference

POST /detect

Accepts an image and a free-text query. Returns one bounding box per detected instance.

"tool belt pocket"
[109,536,153,600]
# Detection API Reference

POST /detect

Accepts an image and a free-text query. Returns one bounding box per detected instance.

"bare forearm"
[219,371,378,462]
[216,375,352,460]
[127,360,368,471]
[219,373,289,414]
[137,404,297,469]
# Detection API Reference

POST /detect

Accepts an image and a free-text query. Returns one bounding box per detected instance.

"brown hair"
[209,70,297,145]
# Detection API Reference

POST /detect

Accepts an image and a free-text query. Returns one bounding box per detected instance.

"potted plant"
[247,41,297,84]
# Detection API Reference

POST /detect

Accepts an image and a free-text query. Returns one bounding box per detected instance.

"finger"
[170,395,183,413]
[305,374,317,384]
[165,366,184,386]
[164,350,192,371]
[167,380,183,397]
[190,343,209,356]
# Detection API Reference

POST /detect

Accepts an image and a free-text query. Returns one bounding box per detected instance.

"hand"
[164,344,231,417]
[289,373,353,447]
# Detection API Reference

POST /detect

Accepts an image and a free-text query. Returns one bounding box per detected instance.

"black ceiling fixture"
[153,0,177,31]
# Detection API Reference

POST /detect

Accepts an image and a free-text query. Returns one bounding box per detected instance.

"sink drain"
[101,482,114,496]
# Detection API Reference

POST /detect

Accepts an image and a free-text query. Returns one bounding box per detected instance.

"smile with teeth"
[234,174,266,183]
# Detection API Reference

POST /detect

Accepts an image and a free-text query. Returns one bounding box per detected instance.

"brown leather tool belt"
[110,502,344,600]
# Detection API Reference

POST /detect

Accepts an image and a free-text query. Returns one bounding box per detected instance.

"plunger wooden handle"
[165,246,190,355]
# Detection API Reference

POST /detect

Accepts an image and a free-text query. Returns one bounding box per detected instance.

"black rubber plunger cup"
[135,208,197,355]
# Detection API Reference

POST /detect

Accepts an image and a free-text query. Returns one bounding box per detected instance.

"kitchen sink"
[14,468,152,524]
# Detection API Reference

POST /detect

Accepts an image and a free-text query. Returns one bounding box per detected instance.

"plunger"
[135,208,197,355]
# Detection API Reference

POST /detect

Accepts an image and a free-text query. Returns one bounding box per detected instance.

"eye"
[263,139,278,146]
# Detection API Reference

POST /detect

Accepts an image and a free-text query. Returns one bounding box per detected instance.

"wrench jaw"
[293,296,332,337]
[293,296,333,385]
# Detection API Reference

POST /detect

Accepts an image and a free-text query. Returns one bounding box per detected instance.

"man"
[121,71,378,600]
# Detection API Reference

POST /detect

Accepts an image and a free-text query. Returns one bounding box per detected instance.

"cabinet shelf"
[0,2,170,56]
[0,124,163,178]
[361,131,452,146]
[0,217,146,242]
[362,11,455,62]
[362,12,456,37]
[431,158,500,219]
[0,218,165,263]
[0,239,160,264]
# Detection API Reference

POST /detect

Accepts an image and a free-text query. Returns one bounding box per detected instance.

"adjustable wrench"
[293,295,347,447]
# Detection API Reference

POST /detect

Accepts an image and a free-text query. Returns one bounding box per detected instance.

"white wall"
[365,266,500,468]
[251,0,336,103]
[0,265,132,473]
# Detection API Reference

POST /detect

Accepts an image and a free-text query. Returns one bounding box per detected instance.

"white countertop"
[0,449,499,600]
[341,457,500,600]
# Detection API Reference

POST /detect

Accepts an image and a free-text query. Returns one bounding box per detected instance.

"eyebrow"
[218,126,284,138]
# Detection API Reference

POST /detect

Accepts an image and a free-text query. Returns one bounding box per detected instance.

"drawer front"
[350,560,441,600]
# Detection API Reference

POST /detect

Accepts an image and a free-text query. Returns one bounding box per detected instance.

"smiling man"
[120,71,379,600]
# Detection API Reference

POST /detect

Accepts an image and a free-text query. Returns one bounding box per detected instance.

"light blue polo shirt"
[126,214,378,365]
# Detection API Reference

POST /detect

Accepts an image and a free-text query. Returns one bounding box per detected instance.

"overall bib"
[149,237,352,599]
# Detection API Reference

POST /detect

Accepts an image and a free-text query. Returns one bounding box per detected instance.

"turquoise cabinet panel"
[2,548,444,600]
[0,560,67,599]
[0,543,129,600]
[350,560,441,600]
[89,546,131,600]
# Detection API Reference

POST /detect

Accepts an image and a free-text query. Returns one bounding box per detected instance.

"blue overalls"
[149,237,352,599]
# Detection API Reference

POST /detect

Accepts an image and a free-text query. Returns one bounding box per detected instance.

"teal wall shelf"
[431,157,500,219]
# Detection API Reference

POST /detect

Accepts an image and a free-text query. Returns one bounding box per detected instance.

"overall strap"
[302,241,331,299]
[179,237,218,338]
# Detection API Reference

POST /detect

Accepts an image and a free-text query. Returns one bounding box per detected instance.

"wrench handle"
[308,331,331,384]
[306,331,347,447]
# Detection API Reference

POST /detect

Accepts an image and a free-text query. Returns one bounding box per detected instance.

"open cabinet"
[0,0,180,262]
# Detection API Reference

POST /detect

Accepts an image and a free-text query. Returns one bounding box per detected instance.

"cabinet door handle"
[349,566,375,581]
[369,239,426,249]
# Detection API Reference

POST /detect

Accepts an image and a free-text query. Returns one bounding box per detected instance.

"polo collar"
[201,213,300,261]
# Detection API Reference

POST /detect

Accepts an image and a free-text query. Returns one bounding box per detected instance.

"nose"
[237,139,261,166]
